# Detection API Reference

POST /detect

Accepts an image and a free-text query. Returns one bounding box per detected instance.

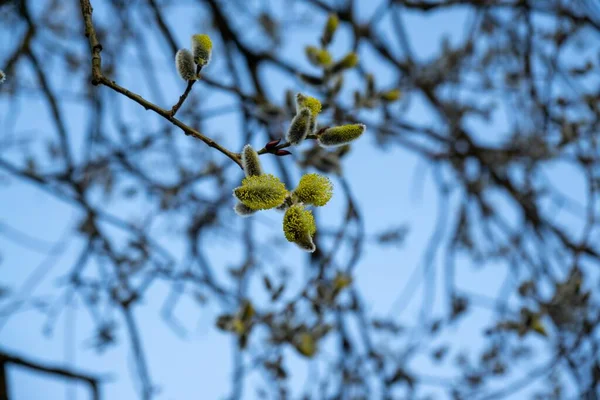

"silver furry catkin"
[241,145,263,177]
[234,202,257,217]
[286,108,311,145]
[175,49,196,81]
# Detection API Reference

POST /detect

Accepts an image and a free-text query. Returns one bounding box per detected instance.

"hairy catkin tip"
[0,70,6,84]
[234,202,257,217]
[286,108,312,145]
[294,332,317,357]
[283,205,316,252]
[241,144,263,177]
[175,49,197,81]
[294,173,333,207]
[318,124,366,147]
[233,174,287,210]
[192,34,212,66]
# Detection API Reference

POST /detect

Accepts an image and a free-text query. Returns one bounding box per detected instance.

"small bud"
[318,124,366,147]
[265,138,282,150]
[294,332,317,357]
[175,49,197,81]
[234,174,288,210]
[286,108,311,145]
[238,300,255,324]
[330,75,343,96]
[191,34,213,67]
[234,202,257,217]
[380,89,402,102]
[366,73,375,97]
[333,272,352,291]
[275,149,292,156]
[293,173,333,207]
[283,205,316,252]
[321,14,339,46]
[353,91,362,108]
[241,144,263,177]
[331,52,359,74]
[305,46,333,67]
[285,90,296,114]
[0,69,6,84]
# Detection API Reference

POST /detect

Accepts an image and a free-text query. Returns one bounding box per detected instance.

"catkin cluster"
[175,34,213,81]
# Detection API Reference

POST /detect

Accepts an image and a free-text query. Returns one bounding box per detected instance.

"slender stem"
[0,350,100,400]
[78,0,242,168]
[169,65,203,117]
[169,80,196,116]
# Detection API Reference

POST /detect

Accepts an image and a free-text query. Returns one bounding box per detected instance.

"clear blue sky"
[0,0,589,399]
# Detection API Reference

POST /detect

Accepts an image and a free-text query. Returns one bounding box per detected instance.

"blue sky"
[0,0,593,399]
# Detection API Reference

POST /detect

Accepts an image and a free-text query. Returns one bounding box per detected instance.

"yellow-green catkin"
[305,46,333,67]
[283,205,316,252]
[286,108,312,145]
[241,144,263,177]
[296,93,322,133]
[331,52,359,74]
[175,49,196,81]
[293,173,333,207]
[318,124,366,147]
[321,14,339,46]
[380,89,402,102]
[0,70,6,84]
[191,34,212,66]
[234,174,287,210]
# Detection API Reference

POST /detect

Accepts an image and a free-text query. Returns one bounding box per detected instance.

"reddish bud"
[275,150,292,156]
[266,138,282,151]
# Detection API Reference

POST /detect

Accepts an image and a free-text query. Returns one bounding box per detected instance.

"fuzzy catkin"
[175,49,196,81]
[191,34,212,66]
[286,108,311,145]
[318,124,366,147]
[241,145,263,177]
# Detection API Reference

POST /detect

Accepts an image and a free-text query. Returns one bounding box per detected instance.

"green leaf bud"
[234,202,257,217]
[293,173,333,207]
[305,46,333,67]
[241,144,263,177]
[321,14,339,46]
[331,52,359,74]
[318,124,366,147]
[191,34,213,67]
[283,205,316,252]
[286,108,311,145]
[234,174,287,210]
[175,49,197,81]
[380,89,402,102]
